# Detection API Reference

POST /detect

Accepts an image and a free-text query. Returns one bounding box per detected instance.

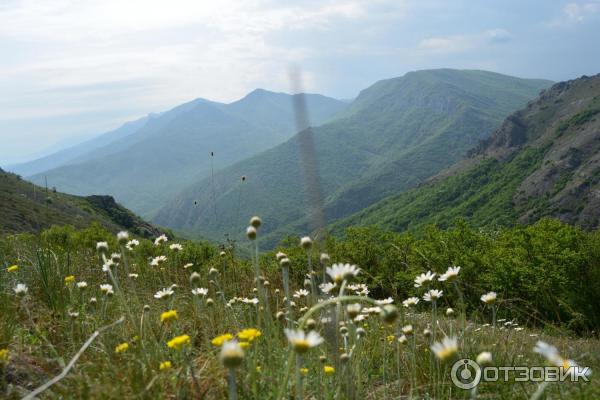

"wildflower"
[220,340,244,368]
[102,260,116,272]
[293,289,310,298]
[183,263,193,269]
[347,283,369,296]
[212,333,234,347]
[154,287,174,300]
[246,226,257,240]
[414,271,436,288]
[76,281,88,289]
[64,275,76,285]
[99,284,114,295]
[398,335,408,344]
[533,341,588,377]
[446,308,455,316]
[386,334,395,342]
[167,334,191,350]
[117,231,129,245]
[192,287,208,296]
[476,351,493,365]
[346,303,362,319]
[438,266,460,282]
[423,328,432,337]
[276,251,287,261]
[403,297,420,307]
[110,253,121,263]
[280,257,291,268]
[237,328,262,342]
[300,367,308,375]
[250,216,262,228]
[319,282,336,294]
[220,251,227,258]
[154,234,168,246]
[129,273,139,279]
[481,292,497,305]
[126,239,139,250]
[160,310,178,323]
[431,337,458,361]
[159,361,172,370]
[68,311,79,319]
[96,241,108,253]
[208,267,219,276]
[0,348,8,362]
[115,342,129,354]
[284,329,324,354]
[13,283,28,295]
[169,243,183,252]
[150,255,167,267]
[89,297,98,305]
[241,297,259,305]
[376,297,394,305]
[326,263,360,283]
[7,265,18,273]
[402,325,414,335]
[423,289,443,302]
[323,365,335,375]
[380,305,399,324]
[300,236,313,250]
[320,253,330,264]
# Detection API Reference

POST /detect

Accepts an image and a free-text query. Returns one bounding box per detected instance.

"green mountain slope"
[0,168,160,237]
[334,73,600,232]
[25,91,347,217]
[153,69,552,245]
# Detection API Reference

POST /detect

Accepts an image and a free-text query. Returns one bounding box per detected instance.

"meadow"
[0,218,598,399]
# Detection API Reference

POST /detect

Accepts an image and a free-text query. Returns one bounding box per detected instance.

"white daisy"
[150,255,167,267]
[347,283,369,296]
[480,292,497,305]
[126,239,139,250]
[423,289,443,302]
[96,241,108,252]
[284,329,324,353]
[117,231,129,244]
[169,243,183,252]
[99,284,114,295]
[430,336,458,361]
[319,282,336,294]
[154,287,174,300]
[13,283,28,295]
[326,263,360,283]
[192,288,209,296]
[76,281,88,289]
[438,266,460,282]
[183,263,193,269]
[376,297,394,305]
[154,234,168,246]
[402,297,420,307]
[414,271,436,288]
[293,289,310,298]
[128,273,139,279]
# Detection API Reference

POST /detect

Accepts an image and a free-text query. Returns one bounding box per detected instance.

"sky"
[1,0,600,165]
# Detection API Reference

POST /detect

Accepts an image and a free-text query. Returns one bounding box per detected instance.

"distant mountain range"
[13,90,347,217]
[0,168,160,237]
[334,73,600,233]
[152,69,552,245]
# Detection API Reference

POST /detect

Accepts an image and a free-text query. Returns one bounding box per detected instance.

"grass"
[1,223,598,399]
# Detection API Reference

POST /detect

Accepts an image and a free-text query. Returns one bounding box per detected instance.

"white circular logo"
[451,359,482,389]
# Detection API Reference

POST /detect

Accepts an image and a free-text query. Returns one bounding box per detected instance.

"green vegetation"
[154,69,551,246]
[0,220,598,399]
[24,91,347,217]
[0,169,160,238]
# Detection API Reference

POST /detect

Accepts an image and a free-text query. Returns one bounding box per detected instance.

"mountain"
[153,69,552,245]
[334,73,600,232]
[0,168,160,237]
[22,91,347,217]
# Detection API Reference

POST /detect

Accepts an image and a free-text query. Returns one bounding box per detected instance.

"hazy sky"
[1,0,599,164]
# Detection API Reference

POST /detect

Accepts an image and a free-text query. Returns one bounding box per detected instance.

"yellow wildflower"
[115,342,129,354]
[237,328,262,342]
[300,367,309,375]
[64,275,76,285]
[160,310,178,323]
[239,341,250,349]
[0,348,8,362]
[159,361,172,370]
[167,334,191,350]
[7,265,18,273]
[386,334,395,342]
[211,333,234,347]
[324,365,335,375]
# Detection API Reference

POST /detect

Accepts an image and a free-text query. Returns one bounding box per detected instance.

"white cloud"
[418,29,512,54]
[546,1,600,27]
